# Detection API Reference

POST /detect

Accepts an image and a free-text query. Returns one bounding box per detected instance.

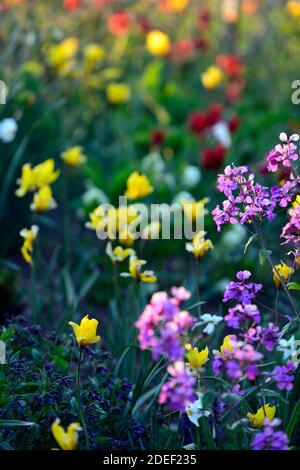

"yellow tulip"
[20,225,39,265]
[16,159,60,197]
[69,315,100,348]
[47,38,78,70]
[213,335,234,360]
[186,346,209,370]
[201,66,224,90]
[30,185,57,213]
[121,256,157,283]
[106,242,135,263]
[61,146,87,167]
[146,30,171,57]
[273,262,293,289]
[186,231,213,260]
[141,221,161,240]
[51,418,81,450]
[118,224,136,246]
[125,172,153,200]
[106,83,131,104]
[292,195,300,208]
[247,404,276,428]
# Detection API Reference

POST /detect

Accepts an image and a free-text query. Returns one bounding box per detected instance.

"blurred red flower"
[170,39,195,63]
[198,7,211,30]
[202,145,227,170]
[151,129,166,146]
[107,11,131,36]
[188,111,208,134]
[206,104,223,127]
[64,0,82,10]
[228,116,240,133]
[216,54,244,78]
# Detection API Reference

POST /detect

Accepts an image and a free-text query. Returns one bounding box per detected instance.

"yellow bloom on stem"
[20,225,39,265]
[186,346,209,370]
[287,0,300,17]
[51,418,81,450]
[125,172,154,200]
[15,163,36,197]
[182,197,210,223]
[273,262,293,289]
[83,44,106,71]
[146,30,171,57]
[69,315,100,348]
[106,242,135,263]
[47,38,78,72]
[121,256,157,283]
[213,335,234,360]
[16,159,60,197]
[186,231,213,260]
[201,66,224,90]
[106,83,131,104]
[30,185,57,213]
[61,146,87,167]
[118,224,136,246]
[247,404,276,428]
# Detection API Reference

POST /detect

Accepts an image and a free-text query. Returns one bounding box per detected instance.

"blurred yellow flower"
[106,242,135,263]
[47,38,78,75]
[106,83,131,104]
[51,418,81,450]
[85,204,138,241]
[247,404,276,428]
[16,159,60,197]
[121,256,157,283]
[273,262,293,289]
[69,315,100,348]
[182,197,210,222]
[186,230,213,260]
[30,185,57,213]
[201,66,224,89]
[61,146,87,167]
[83,43,106,71]
[125,172,153,200]
[146,30,171,57]
[101,68,122,81]
[287,1,300,17]
[20,225,39,265]
[186,346,209,370]
[168,0,189,12]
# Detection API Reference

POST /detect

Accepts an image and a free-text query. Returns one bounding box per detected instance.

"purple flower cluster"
[212,165,277,231]
[223,271,262,305]
[245,323,280,351]
[251,419,289,450]
[158,361,196,412]
[225,303,261,329]
[271,361,297,391]
[135,288,195,361]
[212,339,263,382]
[266,133,299,173]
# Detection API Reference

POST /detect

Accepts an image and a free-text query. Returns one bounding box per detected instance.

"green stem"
[76,347,90,449]
[255,226,300,320]
[194,258,201,316]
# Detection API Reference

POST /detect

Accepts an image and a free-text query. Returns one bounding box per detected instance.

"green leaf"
[244,234,258,254]
[286,400,300,439]
[258,248,272,266]
[0,420,39,428]
[50,354,68,372]
[287,282,300,291]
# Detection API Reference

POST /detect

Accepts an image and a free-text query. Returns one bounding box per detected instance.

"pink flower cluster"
[281,205,300,249]
[266,133,299,173]
[158,361,196,412]
[135,287,195,361]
